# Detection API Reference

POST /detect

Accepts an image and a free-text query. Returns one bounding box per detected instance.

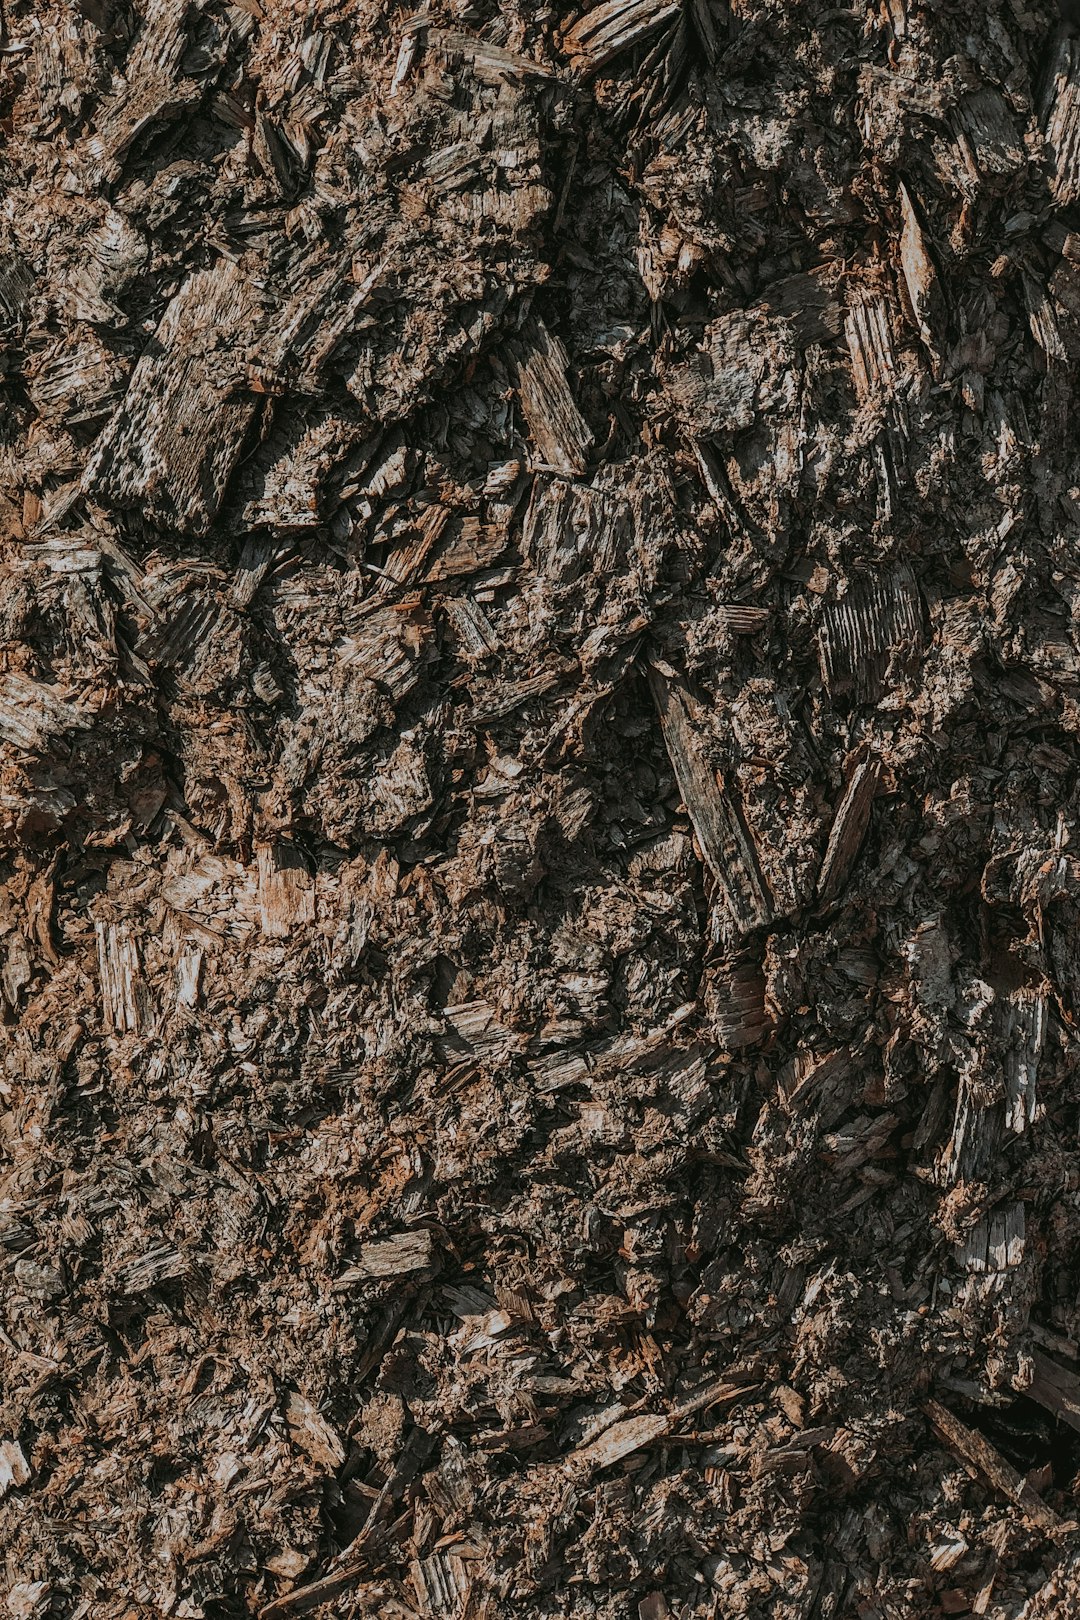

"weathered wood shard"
[1004,991,1046,1134]
[1026,1350,1080,1438]
[82,262,261,534]
[522,475,630,580]
[0,1441,30,1500]
[80,0,210,183]
[559,0,682,75]
[95,920,144,1034]
[817,566,922,703]
[845,295,901,409]
[649,664,773,936]
[704,955,771,1050]
[0,674,82,753]
[427,27,558,81]
[334,1230,440,1286]
[897,182,940,356]
[512,322,593,476]
[817,753,880,901]
[1042,35,1080,204]
[924,1400,1062,1533]
[955,1203,1026,1303]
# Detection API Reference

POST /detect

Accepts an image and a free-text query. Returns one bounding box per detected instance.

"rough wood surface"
[3,0,1080,1617]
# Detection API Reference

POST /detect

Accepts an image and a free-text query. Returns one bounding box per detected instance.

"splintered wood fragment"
[818,753,880,900]
[139,591,228,676]
[283,1389,346,1470]
[426,28,557,79]
[176,947,203,1009]
[95,921,143,1034]
[522,476,631,580]
[259,1573,405,1620]
[27,331,126,427]
[257,845,316,938]
[1017,1554,1080,1620]
[923,1399,1062,1532]
[231,537,289,609]
[370,505,450,600]
[443,596,501,657]
[1024,272,1068,362]
[0,1440,30,1498]
[649,664,773,935]
[945,1076,1004,1189]
[425,515,510,582]
[566,1375,755,1474]
[705,956,771,1050]
[1004,991,1045,1134]
[955,87,1024,175]
[333,1229,440,1287]
[567,1410,671,1471]
[262,1434,436,1616]
[0,252,33,327]
[512,322,593,476]
[1043,35,1080,204]
[0,673,82,752]
[82,261,261,535]
[955,1203,1025,1289]
[712,604,771,634]
[410,1548,474,1613]
[897,183,939,354]
[81,0,204,181]
[443,997,530,1058]
[817,565,922,703]
[240,413,358,531]
[560,0,682,75]
[390,27,420,93]
[845,295,899,406]
[115,1242,188,1293]
[1026,1350,1080,1438]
